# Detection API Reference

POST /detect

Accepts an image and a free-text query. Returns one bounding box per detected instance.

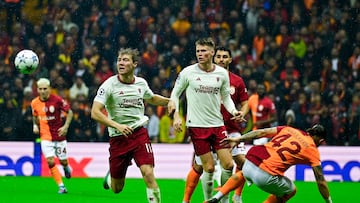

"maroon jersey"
[221,72,248,133]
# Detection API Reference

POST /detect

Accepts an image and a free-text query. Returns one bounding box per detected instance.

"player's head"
[36,78,51,101]
[306,124,327,146]
[214,46,232,70]
[195,37,215,65]
[117,48,139,74]
[257,84,266,98]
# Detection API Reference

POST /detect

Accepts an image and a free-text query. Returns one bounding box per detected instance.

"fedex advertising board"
[0,142,359,182]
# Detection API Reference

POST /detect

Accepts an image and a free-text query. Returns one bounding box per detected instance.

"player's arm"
[91,101,133,137]
[58,109,73,136]
[145,94,170,106]
[312,165,332,203]
[220,127,277,148]
[32,116,40,134]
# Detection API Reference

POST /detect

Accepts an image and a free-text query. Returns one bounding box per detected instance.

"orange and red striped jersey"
[31,94,71,141]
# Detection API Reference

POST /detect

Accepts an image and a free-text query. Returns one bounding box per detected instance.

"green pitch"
[0,176,358,202]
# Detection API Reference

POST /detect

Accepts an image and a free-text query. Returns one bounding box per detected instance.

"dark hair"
[306,124,326,138]
[215,46,232,58]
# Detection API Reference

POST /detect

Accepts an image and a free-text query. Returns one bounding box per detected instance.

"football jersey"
[248,94,276,130]
[246,126,321,176]
[93,75,153,137]
[31,94,70,141]
[170,63,237,127]
[221,72,248,133]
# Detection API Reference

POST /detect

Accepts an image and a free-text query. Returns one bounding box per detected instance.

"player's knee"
[222,161,234,171]
[193,164,203,174]
[282,188,297,202]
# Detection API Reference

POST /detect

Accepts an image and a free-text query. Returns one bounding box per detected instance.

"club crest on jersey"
[119,91,124,95]
[196,77,201,81]
[49,105,55,113]
[98,88,105,96]
[230,86,235,95]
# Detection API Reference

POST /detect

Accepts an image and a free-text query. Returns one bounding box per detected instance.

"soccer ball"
[14,49,39,74]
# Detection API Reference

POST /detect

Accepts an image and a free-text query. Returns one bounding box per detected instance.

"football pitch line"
[0,176,358,203]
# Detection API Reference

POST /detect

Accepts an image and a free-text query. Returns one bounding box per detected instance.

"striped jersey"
[31,94,70,141]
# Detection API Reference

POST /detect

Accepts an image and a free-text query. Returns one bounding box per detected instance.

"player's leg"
[231,140,247,203]
[183,154,203,203]
[199,152,216,200]
[41,140,67,194]
[261,175,296,203]
[57,140,71,179]
[216,148,234,203]
[140,164,161,203]
[204,171,246,203]
[134,128,161,203]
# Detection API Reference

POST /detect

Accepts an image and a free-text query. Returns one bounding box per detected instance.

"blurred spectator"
[145,105,160,143]
[69,76,89,101]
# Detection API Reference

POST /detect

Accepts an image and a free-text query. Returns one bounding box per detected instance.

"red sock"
[219,171,245,196]
[183,167,201,202]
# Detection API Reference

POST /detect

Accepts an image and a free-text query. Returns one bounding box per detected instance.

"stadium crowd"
[0,0,359,146]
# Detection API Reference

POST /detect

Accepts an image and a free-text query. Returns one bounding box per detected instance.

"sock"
[106,172,112,190]
[201,171,214,200]
[146,187,161,203]
[234,167,244,196]
[217,171,245,198]
[50,166,63,186]
[183,167,202,203]
[220,167,233,203]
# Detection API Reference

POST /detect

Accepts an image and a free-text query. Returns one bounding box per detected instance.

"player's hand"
[116,124,133,138]
[58,126,68,136]
[230,111,246,122]
[33,124,39,134]
[167,100,176,116]
[220,137,240,148]
[173,113,183,133]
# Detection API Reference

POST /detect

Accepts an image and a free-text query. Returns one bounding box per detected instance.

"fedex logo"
[0,142,91,177]
[295,160,360,182]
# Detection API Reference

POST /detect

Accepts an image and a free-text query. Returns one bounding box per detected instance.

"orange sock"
[183,167,201,202]
[263,194,278,203]
[219,171,245,196]
[234,167,245,196]
[50,166,63,186]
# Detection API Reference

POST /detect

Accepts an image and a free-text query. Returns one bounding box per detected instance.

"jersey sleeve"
[93,80,111,105]
[170,70,188,111]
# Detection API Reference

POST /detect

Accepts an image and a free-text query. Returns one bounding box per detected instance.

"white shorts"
[229,132,246,156]
[41,140,68,160]
[242,160,295,196]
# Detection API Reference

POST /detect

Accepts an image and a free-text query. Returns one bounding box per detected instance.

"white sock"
[106,173,112,190]
[146,187,161,203]
[220,168,233,203]
[201,171,214,200]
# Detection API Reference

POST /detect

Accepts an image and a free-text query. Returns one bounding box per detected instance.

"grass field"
[0,176,358,203]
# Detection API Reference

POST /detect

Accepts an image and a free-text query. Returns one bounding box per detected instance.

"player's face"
[196,45,214,65]
[37,84,50,101]
[117,54,136,75]
[214,50,232,69]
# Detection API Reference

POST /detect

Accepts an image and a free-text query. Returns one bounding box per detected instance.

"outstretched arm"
[220,127,277,148]
[312,165,332,203]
